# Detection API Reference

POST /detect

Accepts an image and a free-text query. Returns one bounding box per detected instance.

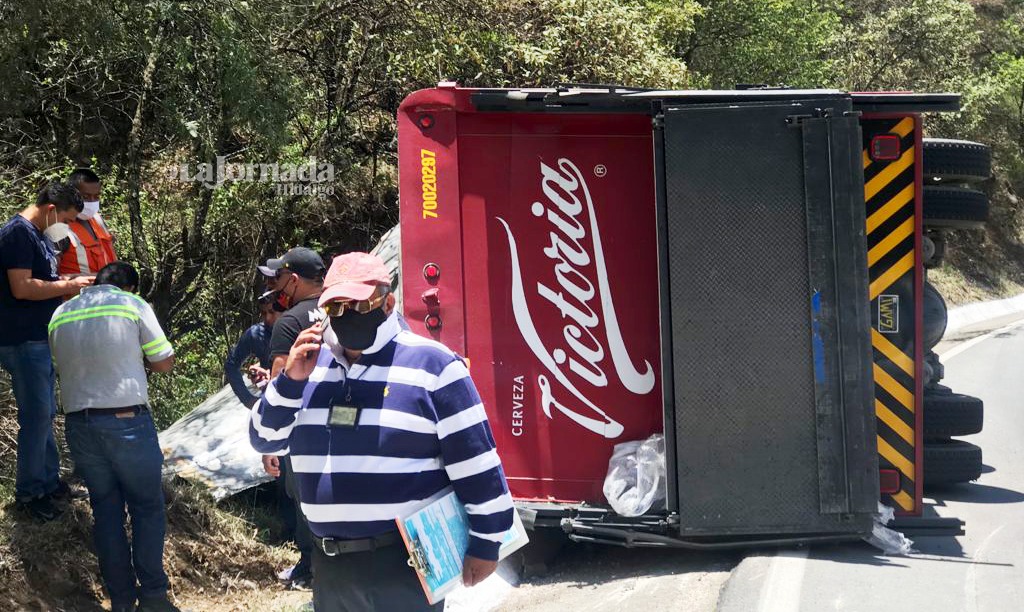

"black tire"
[923,186,989,230]
[922,282,947,350]
[923,138,991,184]
[924,440,982,487]
[923,391,983,437]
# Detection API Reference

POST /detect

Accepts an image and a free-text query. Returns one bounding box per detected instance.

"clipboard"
[395,491,528,604]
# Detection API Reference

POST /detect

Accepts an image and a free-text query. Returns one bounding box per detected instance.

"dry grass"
[0,381,299,611]
[932,177,1024,306]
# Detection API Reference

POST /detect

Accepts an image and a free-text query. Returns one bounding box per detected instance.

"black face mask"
[330,307,388,351]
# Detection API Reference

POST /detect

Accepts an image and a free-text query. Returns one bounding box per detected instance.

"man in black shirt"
[265,247,327,376]
[0,181,92,521]
[261,246,325,588]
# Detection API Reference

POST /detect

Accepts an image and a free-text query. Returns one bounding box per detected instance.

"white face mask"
[43,208,70,243]
[321,323,347,363]
[78,200,100,220]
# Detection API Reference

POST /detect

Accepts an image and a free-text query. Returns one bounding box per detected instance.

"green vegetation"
[1,1,1022,423]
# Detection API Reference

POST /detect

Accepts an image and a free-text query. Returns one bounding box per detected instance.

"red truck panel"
[400,89,664,503]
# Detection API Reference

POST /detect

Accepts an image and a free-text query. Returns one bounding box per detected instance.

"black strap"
[316,531,401,556]
[72,405,147,417]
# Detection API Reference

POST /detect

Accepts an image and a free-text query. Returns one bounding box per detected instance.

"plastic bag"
[876,502,895,526]
[865,523,916,556]
[602,434,666,517]
[863,502,915,555]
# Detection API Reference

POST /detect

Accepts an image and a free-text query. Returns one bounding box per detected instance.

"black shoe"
[49,480,88,502]
[136,596,180,612]
[16,495,63,522]
[111,603,136,612]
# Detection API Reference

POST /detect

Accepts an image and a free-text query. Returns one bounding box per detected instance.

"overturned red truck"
[396,84,989,546]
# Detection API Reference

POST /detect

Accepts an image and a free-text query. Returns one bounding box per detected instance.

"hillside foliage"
[0,0,1022,423]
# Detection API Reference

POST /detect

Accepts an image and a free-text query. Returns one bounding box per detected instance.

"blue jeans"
[0,341,60,501]
[65,410,169,607]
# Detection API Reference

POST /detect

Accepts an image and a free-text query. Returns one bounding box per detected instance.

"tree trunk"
[124,21,165,295]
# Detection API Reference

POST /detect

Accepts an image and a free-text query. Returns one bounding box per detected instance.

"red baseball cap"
[318,252,391,306]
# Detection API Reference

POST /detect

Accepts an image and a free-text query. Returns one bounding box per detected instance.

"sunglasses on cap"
[323,292,388,317]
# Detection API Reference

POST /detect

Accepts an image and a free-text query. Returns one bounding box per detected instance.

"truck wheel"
[923,186,989,230]
[923,138,991,184]
[922,282,947,350]
[924,440,982,487]
[923,391,983,437]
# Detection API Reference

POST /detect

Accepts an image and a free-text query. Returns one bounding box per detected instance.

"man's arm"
[136,299,174,367]
[268,312,300,379]
[250,325,323,454]
[432,358,515,565]
[270,354,287,379]
[225,328,259,407]
[8,268,91,300]
[149,355,174,373]
[249,376,303,455]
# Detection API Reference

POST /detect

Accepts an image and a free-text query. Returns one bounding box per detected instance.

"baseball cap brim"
[257,265,276,277]
[318,282,378,307]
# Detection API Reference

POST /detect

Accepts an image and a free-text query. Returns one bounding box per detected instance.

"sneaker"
[16,495,63,522]
[288,574,313,591]
[49,480,88,502]
[136,596,180,612]
[277,563,297,581]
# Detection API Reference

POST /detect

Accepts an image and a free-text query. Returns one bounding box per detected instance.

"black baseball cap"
[262,247,326,280]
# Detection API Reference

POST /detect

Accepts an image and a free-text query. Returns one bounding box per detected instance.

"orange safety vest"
[58,214,117,276]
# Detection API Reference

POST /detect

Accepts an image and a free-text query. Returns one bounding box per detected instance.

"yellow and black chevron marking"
[863,116,918,513]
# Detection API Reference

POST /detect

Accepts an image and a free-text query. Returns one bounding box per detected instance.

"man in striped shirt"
[250,252,513,611]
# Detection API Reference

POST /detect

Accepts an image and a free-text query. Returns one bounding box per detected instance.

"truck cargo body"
[398,85,958,543]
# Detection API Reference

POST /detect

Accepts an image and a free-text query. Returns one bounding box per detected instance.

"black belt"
[315,531,402,556]
[71,405,148,418]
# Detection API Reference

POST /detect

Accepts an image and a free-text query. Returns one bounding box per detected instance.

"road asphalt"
[718,314,1024,612]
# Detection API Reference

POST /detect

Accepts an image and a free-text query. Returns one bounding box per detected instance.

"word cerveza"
[168,156,335,192]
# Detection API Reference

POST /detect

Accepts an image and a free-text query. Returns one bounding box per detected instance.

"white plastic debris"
[159,385,274,499]
[864,502,915,555]
[443,559,520,611]
[602,434,667,517]
[876,501,895,526]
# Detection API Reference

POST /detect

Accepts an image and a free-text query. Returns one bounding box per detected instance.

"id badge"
[329,404,361,428]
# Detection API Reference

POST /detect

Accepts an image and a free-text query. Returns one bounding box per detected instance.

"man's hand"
[247,365,270,385]
[462,556,498,587]
[65,275,94,295]
[262,455,281,477]
[283,323,324,381]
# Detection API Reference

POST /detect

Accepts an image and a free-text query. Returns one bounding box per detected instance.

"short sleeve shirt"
[48,284,174,411]
[0,215,61,345]
[269,296,324,357]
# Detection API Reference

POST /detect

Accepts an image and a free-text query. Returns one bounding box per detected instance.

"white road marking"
[937,320,1024,361]
[963,524,1005,612]
[757,548,809,612]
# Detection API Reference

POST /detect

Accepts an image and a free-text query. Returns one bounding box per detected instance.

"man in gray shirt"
[49,261,179,612]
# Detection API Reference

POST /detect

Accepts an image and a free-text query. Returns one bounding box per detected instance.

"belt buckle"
[321,537,340,557]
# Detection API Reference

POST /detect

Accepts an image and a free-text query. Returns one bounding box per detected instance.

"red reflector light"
[879,469,900,494]
[418,114,435,129]
[425,314,442,331]
[423,263,441,280]
[871,134,901,161]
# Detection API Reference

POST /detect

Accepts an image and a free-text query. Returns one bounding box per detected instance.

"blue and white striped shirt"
[249,311,514,560]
